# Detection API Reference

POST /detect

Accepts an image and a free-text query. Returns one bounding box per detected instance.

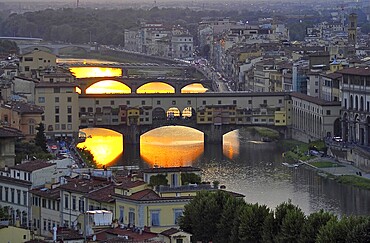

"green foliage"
[76,146,95,168]
[299,210,336,243]
[181,173,201,185]
[335,175,370,190]
[316,216,367,243]
[0,40,19,55]
[180,193,370,243]
[15,140,53,163]
[238,203,270,243]
[149,174,168,187]
[0,206,9,219]
[35,123,48,153]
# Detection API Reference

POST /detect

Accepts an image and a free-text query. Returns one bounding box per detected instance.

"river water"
[78,127,370,216]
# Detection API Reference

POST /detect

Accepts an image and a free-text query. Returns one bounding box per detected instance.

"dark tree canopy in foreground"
[179,191,370,243]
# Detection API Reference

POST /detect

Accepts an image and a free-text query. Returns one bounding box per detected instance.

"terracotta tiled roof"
[320,72,342,79]
[10,161,56,172]
[86,184,115,203]
[142,166,201,174]
[115,179,146,190]
[129,189,161,200]
[0,175,32,186]
[59,177,112,193]
[95,227,158,242]
[290,92,341,106]
[1,101,43,114]
[30,187,60,200]
[337,67,370,76]
[0,126,23,138]
[160,227,181,236]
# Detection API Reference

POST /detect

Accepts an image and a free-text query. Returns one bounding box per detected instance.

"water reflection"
[140,126,204,166]
[77,128,123,167]
[70,67,122,78]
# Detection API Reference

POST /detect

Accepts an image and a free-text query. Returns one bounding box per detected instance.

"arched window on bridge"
[137,82,174,94]
[86,80,131,94]
[182,107,194,119]
[167,107,180,120]
[181,83,208,93]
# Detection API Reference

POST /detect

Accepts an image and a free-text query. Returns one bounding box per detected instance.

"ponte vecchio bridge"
[78,92,292,147]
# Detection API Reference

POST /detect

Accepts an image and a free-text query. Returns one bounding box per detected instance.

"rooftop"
[1,101,43,114]
[337,67,370,76]
[10,160,56,172]
[0,126,23,138]
[141,166,201,174]
[291,92,341,106]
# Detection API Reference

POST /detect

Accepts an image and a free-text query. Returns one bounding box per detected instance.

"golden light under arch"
[181,83,208,93]
[69,67,122,78]
[167,107,181,118]
[77,128,123,167]
[137,82,175,94]
[86,80,131,94]
[140,126,204,167]
[223,130,240,160]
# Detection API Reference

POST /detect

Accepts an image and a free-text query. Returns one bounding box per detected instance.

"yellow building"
[0,126,23,167]
[19,49,57,78]
[127,107,140,125]
[35,82,79,139]
[0,101,43,141]
[0,225,31,242]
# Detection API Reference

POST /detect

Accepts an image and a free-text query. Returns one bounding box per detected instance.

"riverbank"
[301,156,370,190]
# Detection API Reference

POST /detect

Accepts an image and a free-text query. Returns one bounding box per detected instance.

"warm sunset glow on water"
[70,67,122,78]
[137,82,175,94]
[86,80,131,94]
[140,126,204,166]
[181,83,208,93]
[223,130,240,160]
[77,128,123,167]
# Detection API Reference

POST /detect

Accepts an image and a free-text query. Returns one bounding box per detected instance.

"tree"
[277,207,305,243]
[299,210,336,243]
[346,218,370,243]
[238,203,270,243]
[215,197,246,243]
[35,123,48,153]
[316,216,367,243]
[179,190,232,242]
[181,173,201,185]
[149,174,168,187]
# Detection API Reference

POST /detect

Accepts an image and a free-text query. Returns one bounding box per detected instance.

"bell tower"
[348,13,357,46]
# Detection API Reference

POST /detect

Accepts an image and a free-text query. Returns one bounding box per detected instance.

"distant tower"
[348,13,357,46]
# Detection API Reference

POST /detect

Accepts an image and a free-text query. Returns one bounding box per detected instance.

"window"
[157,100,161,105]
[43,220,46,230]
[0,186,2,200]
[5,188,8,201]
[25,66,30,71]
[72,196,76,210]
[42,199,46,208]
[218,100,221,104]
[55,97,59,103]
[67,97,72,102]
[79,198,84,212]
[326,110,331,115]
[54,88,60,93]
[55,115,59,123]
[67,106,72,114]
[17,190,21,204]
[55,106,59,114]
[172,100,176,105]
[111,100,114,105]
[10,189,14,203]
[202,100,206,105]
[142,100,145,105]
[68,115,72,123]
[248,100,252,104]
[279,99,282,104]
[119,207,124,223]
[174,209,183,224]
[38,97,45,103]
[95,100,99,105]
[126,100,130,105]
[176,239,184,243]
[64,195,69,209]
[25,57,33,61]
[129,209,135,225]
[150,210,160,226]
[233,100,237,105]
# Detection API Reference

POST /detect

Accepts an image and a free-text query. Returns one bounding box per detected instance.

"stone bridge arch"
[85,80,131,94]
[136,81,175,94]
[180,82,211,93]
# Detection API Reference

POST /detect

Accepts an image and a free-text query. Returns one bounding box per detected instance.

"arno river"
[64,58,370,216]
[78,127,370,216]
